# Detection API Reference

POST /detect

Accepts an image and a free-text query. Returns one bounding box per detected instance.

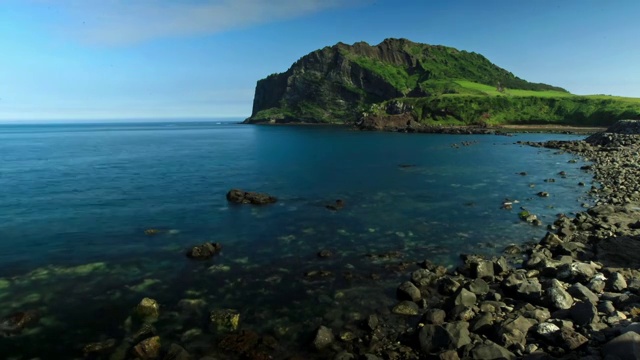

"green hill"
[245,38,640,127]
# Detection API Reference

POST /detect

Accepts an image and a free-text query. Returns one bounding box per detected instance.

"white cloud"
[32,0,359,45]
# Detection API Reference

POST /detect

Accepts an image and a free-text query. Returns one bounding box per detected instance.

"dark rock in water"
[312,326,334,350]
[226,189,277,205]
[144,228,162,236]
[537,191,550,197]
[398,164,416,168]
[397,281,421,302]
[0,310,39,336]
[186,242,222,259]
[132,336,161,360]
[135,297,160,321]
[503,244,522,255]
[82,338,117,357]
[219,330,260,355]
[317,249,333,258]
[392,301,420,316]
[304,270,333,279]
[366,314,378,331]
[210,309,240,332]
[326,199,345,211]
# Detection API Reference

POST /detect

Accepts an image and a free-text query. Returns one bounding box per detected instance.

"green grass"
[397,95,640,127]
[584,95,640,103]
[350,56,418,94]
[453,80,575,98]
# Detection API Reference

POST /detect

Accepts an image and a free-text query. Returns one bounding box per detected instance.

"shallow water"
[0,122,594,358]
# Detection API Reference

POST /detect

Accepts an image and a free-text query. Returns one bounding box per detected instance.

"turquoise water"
[0,122,593,358]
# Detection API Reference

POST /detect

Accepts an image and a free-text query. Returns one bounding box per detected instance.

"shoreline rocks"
[309,120,640,359]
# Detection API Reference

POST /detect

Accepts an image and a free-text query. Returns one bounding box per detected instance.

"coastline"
[323,121,640,359]
[3,122,639,359]
[244,120,606,135]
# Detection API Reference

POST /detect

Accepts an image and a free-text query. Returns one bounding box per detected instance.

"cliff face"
[245,38,567,124]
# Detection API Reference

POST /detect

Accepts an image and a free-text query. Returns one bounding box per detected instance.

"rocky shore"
[4,122,640,360]
[306,119,640,360]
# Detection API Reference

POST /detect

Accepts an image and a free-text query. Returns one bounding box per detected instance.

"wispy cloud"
[32,0,360,45]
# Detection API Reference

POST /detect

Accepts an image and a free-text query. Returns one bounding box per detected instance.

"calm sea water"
[0,122,594,358]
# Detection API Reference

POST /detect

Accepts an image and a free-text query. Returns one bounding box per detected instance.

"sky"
[1,0,639,121]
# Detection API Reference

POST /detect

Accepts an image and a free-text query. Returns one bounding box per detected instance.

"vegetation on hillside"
[248,39,640,126]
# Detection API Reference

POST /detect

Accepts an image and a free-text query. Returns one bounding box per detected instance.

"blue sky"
[1,0,639,121]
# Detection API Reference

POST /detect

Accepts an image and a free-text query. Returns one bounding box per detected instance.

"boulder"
[226,189,277,205]
[603,331,640,360]
[418,322,471,353]
[567,283,598,304]
[471,341,516,360]
[135,298,160,321]
[569,301,599,326]
[452,288,477,307]
[397,281,422,302]
[392,301,420,316]
[557,327,588,351]
[467,278,490,296]
[607,272,628,291]
[546,280,574,310]
[499,316,534,348]
[423,309,446,325]
[132,336,161,360]
[82,339,117,358]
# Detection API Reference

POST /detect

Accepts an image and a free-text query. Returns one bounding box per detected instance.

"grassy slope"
[395,81,640,126]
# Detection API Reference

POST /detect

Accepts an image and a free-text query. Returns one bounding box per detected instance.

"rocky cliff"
[244,38,567,124]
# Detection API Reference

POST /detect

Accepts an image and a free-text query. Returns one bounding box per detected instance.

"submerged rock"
[210,309,240,332]
[326,199,345,211]
[186,242,222,259]
[82,338,117,357]
[312,326,334,350]
[132,335,161,360]
[135,297,160,321]
[0,310,39,336]
[226,189,277,205]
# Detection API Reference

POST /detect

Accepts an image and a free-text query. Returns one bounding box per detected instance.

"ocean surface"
[0,121,595,358]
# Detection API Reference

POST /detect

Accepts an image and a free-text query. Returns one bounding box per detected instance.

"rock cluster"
[308,121,640,359]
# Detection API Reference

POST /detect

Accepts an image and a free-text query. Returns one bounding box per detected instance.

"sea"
[0,121,595,358]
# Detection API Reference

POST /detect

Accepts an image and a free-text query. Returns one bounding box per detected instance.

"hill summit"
[245,38,639,127]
